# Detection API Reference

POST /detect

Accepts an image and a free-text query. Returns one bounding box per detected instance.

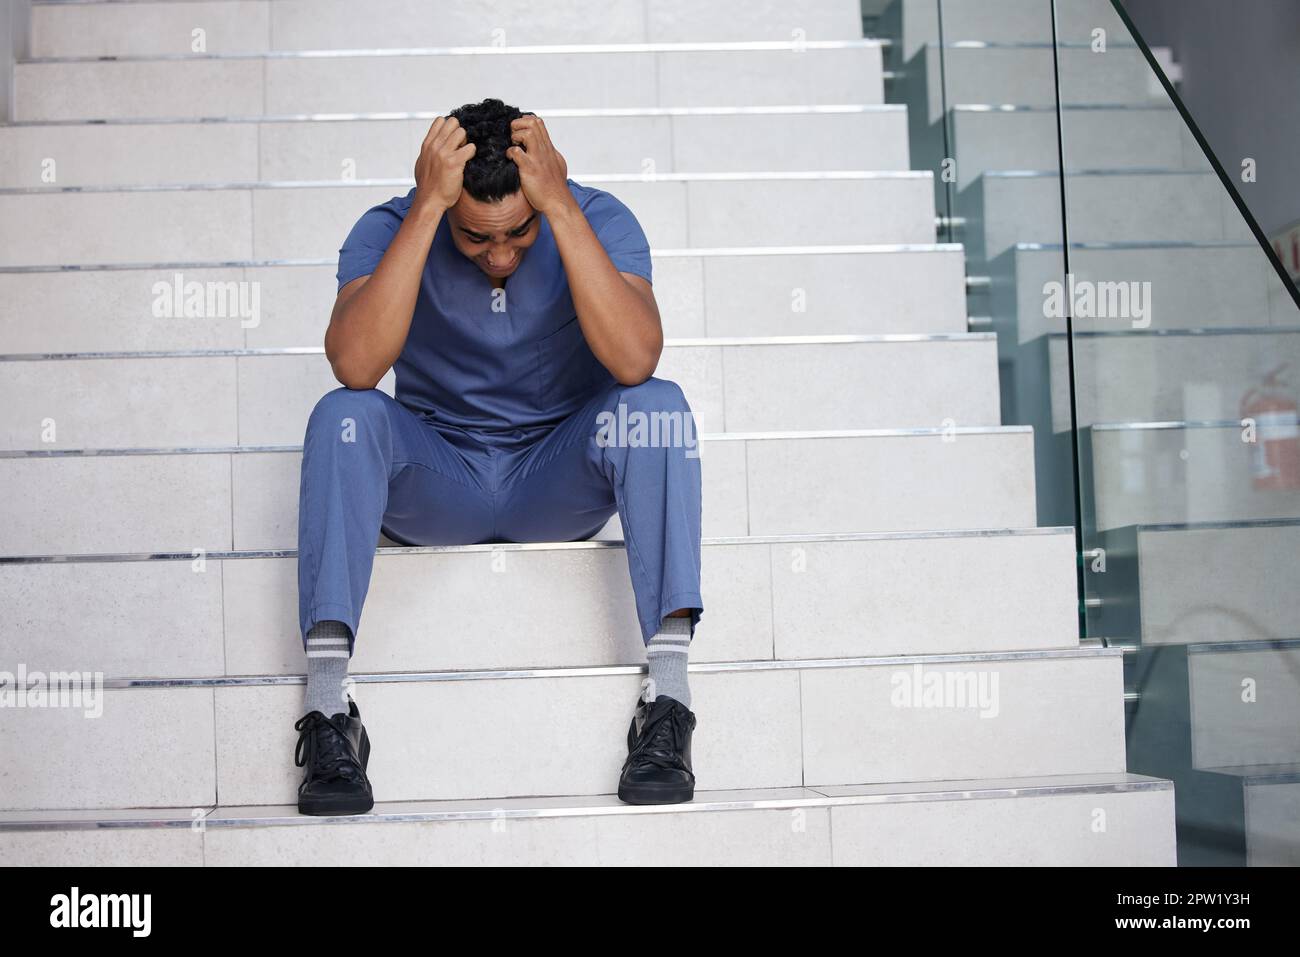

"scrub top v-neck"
[334,179,653,442]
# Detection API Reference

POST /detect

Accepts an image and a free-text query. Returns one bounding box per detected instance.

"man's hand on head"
[508,112,662,384]
[507,115,575,217]
[414,116,477,216]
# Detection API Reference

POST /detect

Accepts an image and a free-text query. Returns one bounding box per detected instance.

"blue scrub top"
[335,180,653,441]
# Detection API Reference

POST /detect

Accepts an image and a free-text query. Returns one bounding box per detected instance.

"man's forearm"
[546,199,663,385]
[325,199,445,390]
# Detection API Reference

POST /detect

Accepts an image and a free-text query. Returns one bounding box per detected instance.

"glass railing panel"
[1057,0,1300,866]
[882,1,1079,527]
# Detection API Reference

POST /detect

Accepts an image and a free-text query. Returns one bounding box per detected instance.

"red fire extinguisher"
[1241,363,1300,490]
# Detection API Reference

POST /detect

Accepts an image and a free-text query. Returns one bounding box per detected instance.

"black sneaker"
[294,699,374,816]
[617,680,697,805]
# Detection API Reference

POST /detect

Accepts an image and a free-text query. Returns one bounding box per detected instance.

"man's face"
[447,190,540,281]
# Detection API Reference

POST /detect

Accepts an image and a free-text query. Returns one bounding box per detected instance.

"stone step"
[1092,520,1300,647]
[990,242,1290,346]
[0,335,1001,449]
[1187,641,1300,771]
[14,41,886,121]
[30,0,865,56]
[948,104,1195,190]
[0,106,909,187]
[0,527,1078,678]
[1046,327,1300,433]
[1085,422,1300,531]
[906,43,1163,127]
[0,775,1176,866]
[885,0,1132,60]
[965,169,1246,262]
[0,173,936,267]
[1202,766,1300,867]
[0,427,1039,555]
[0,245,969,351]
[0,647,1127,810]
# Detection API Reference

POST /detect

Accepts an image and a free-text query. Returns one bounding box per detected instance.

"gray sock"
[646,615,693,709]
[304,620,352,717]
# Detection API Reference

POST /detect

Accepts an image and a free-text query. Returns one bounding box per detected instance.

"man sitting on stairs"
[291,98,704,816]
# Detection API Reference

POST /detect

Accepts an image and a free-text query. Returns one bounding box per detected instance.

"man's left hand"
[507,115,574,217]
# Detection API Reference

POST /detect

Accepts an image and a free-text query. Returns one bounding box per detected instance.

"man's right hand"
[415,116,477,213]
[326,118,470,390]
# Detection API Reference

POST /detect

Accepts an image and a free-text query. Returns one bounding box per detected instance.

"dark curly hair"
[447,97,533,202]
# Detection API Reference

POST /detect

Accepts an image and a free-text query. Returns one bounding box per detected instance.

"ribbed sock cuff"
[646,618,692,708]
[656,615,694,639]
[304,620,352,717]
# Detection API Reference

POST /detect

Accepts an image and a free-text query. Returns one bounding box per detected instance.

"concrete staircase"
[0,0,1175,866]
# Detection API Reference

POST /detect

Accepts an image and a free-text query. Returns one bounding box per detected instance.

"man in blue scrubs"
[291,99,704,815]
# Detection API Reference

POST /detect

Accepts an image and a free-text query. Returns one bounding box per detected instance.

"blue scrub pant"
[297,377,704,652]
